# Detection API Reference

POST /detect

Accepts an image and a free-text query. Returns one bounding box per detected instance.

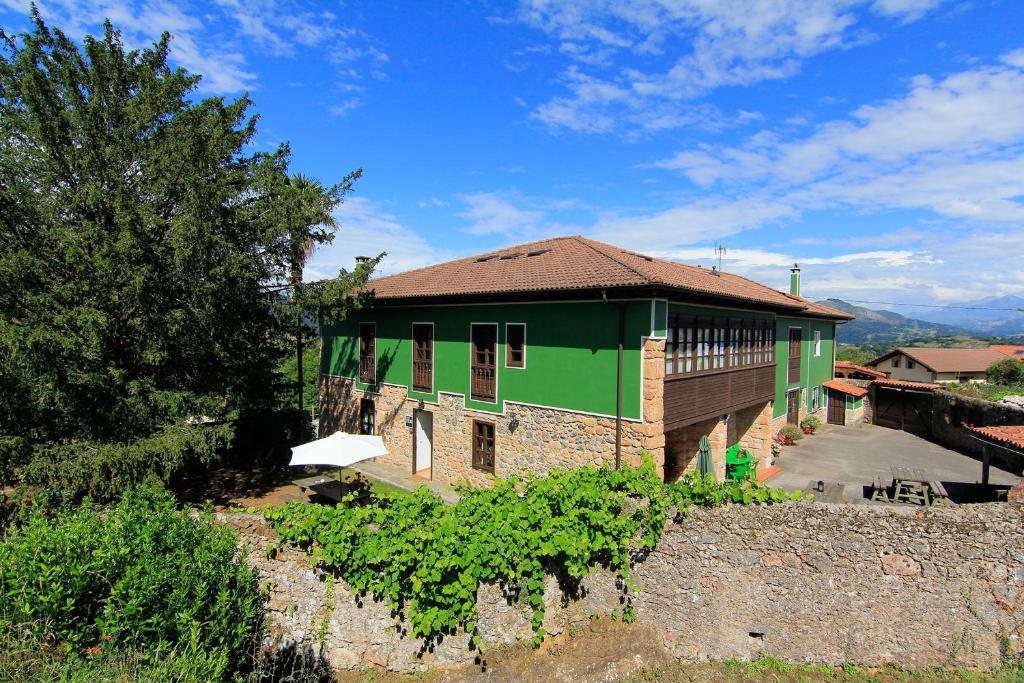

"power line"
[839,296,1024,313]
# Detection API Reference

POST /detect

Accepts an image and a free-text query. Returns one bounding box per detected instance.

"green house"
[319,236,851,485]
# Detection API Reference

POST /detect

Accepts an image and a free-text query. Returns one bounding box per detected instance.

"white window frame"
[813,330,822,357]
[504,322,527,369]
[811,385,820,412]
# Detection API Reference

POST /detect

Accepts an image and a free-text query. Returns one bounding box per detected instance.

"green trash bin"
[726,444,753,482]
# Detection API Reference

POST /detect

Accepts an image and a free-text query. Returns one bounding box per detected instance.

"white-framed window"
[813,330,822,357]
[811,385,820,412]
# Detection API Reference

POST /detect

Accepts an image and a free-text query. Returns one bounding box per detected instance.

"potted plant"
[800,415,822,435]
[778,424,803,445]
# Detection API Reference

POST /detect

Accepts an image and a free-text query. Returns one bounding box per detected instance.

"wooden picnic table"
[887,467,949,506]
[292,475,347,503]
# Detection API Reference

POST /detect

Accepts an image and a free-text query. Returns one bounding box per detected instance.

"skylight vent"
[622,249,653,262]
[475,255,496,263]
[527,249,551,257]
[498,252,522,261]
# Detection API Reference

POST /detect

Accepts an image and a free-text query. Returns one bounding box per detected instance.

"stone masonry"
[222,501,1024,673]
[663,401,774,482]
[319,338,669,486]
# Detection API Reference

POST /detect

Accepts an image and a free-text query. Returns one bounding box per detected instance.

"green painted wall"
[773,317,836,418]
[321,300,651,419]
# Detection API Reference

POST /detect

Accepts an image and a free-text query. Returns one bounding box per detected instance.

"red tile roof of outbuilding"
[366,236,855,319]
[834,361,887,379]
[872,378,940,390]
[823,380,868,397]
[966,425,1024,452]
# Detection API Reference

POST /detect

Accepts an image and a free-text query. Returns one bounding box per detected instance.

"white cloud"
[329,98,362,116]
[515,0,945,133]
[650,56,1024,225]
[4,0,386,95]
[457,192,546,236]
[303,197,454,280]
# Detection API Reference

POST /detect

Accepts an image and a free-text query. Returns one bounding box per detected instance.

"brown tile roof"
[834,361,887,379]
[367,236,854,318]
[823,380,868,397]
[869,347,1010,374]
[989,345,1024,358]
[872,378,940,390]
[966,425,1024,452]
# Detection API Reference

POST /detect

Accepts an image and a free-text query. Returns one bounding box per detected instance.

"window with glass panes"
[665,315,775,376]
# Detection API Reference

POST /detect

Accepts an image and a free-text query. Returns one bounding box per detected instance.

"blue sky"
[3,1,1024,309]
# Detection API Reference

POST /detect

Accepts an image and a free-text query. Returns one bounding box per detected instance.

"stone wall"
[930,391,1024,475]
[223,502,1024,673]
[319,337,668,486]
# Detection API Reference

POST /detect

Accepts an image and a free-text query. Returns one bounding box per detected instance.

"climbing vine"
[264,459,804,647]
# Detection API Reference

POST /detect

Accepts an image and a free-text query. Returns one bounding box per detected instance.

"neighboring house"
[319,237,851,485]
[865,348,1009,384]
[833,361,887,381]
[990,345,1024,359]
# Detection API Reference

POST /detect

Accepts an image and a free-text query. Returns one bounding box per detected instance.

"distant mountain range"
[913,295,1024,337]
[819,296,1024,345]
[818,299,970,345]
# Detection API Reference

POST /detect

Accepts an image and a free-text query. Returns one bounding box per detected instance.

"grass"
[629,654,1024,682]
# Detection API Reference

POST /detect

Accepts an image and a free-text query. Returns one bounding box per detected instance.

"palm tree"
[285,174,341,442]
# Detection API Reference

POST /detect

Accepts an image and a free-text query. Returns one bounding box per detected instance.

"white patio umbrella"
[288,431,389,468]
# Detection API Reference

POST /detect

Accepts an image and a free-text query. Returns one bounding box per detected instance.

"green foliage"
[779,424,804,443]
[800,415,822,431]
[0,14,373,495]
[985,359,1024,387]
[0,479,264,674]
[265,461,803,647]
[18,421,233,501]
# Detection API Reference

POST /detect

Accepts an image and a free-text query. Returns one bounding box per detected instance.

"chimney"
[789,263,801,296]
[354,255,370,265]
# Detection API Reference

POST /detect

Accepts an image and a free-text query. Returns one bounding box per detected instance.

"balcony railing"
[471,365,495,402]
[664,364,775,431]
[359,355,375,384]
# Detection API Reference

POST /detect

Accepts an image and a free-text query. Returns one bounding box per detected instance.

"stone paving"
[769,422,1020,503]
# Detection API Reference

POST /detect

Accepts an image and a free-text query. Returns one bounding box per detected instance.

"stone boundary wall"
[222,502,1024,673]
[929,391,1024,474]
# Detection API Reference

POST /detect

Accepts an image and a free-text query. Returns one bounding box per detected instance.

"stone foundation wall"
[930,391,1024,475]
[222,502,1024,673]
[320,337,668,486]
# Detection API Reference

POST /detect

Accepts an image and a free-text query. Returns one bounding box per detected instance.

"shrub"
[17,422,234,502]
[0,479,264,675]
[778,424,804,444]
[986,359,1024,386]
[800,415,822,432]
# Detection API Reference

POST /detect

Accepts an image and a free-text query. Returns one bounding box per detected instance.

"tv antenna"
[715,244,727,272]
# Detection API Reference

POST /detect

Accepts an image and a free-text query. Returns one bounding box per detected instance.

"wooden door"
[470,324,497,402]
[827,391,845,425]
[786,389,801,425]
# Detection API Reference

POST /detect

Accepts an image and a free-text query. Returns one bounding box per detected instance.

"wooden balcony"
[359,355,375,384]
[471,365,495,402]
[413,360,432,393]
[664,364,775,432]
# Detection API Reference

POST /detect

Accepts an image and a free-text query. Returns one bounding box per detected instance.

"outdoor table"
[292,475,347,503]
[890,466,934,506]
